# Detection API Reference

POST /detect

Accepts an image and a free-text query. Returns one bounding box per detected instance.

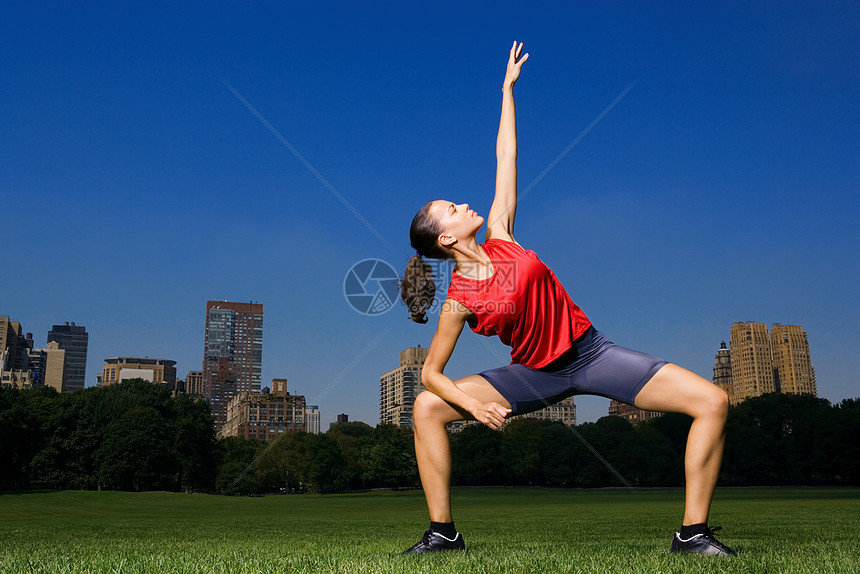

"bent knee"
[698,387,729,420]
[413,390,448,421]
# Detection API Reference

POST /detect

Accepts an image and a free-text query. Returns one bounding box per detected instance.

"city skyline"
[3,3,858,426]
[0,308,847,427]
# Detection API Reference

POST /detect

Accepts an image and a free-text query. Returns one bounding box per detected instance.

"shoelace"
[701,526,735,553]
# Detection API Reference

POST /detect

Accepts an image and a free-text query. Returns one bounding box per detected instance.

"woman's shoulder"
[484,237,530,257]
[484,237,525,251]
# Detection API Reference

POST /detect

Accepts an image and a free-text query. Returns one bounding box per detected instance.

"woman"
[399,42,735,557]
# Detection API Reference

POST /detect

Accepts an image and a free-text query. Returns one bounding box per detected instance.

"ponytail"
[400,254,436,324]
[402,201,452,324]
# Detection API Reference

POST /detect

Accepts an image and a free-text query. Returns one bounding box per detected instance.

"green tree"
[172,393,216,492]
[215,436,264,494]
[326,421,373,489]
[502,418,553,484]
[362,424,417,488]
[96,406,176,491]
[451,423,506,485]
[829,399,860,484]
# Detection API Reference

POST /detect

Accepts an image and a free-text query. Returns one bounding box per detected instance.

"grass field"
[1,487,858,573]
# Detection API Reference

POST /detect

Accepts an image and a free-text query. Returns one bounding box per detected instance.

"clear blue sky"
[3,1,858,426]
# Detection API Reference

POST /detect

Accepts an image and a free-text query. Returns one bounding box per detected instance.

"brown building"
[41,341,66,391]
[204,301,263,429]
[725,322,816,405]
[221,378,306,440]
[608,400,661,424]
[770,325,816,397]
[100,357,177,387]
[185,369,205,396]
[0,317,28,373]
[729,322,775,404]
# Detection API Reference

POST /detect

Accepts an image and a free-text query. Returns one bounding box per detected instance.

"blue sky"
[2,1,858,426]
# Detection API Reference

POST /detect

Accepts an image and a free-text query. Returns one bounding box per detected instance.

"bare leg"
[412,375,511,522]
[634,363,729,525]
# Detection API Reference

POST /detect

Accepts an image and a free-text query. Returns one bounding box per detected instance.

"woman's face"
[430,200,484,246]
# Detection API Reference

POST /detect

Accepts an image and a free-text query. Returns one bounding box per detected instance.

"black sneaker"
[403,529,466,554]
[670,526,737,557]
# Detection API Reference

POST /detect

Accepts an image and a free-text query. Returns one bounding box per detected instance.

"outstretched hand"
[504,41,529,89]
[471,401,512,430]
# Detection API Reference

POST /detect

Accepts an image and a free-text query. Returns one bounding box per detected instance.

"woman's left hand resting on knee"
[470,401,510,430]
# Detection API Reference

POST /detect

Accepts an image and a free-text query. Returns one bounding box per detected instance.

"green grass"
[1,487,858,573]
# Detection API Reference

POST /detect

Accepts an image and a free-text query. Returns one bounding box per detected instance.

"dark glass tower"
[46,322,88,392]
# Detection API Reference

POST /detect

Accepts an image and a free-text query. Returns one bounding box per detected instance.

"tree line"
[1,380,857,493]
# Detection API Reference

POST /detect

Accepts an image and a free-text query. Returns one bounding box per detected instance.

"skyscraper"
[203,301,263,430]
[380,346,428,427]
[1,317,30,372]
[46,322,88,392]
[729,322,775,404]
[770,324,816,397]
[305,405,320,434]
[725,322,816,405]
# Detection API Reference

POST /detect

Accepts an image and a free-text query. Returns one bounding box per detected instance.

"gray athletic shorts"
[479,326,668,416]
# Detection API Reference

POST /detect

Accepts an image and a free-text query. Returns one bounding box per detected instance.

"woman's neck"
[453,240,494,280]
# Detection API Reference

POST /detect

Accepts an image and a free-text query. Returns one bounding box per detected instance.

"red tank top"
[445,238,592,368]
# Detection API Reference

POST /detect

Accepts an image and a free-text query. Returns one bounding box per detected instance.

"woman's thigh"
[416,375,512,425]
[633,363,728,418]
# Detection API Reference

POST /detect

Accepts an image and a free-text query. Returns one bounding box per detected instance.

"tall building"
[1,317,30,372]
[729,322,775,404]
[0,317,13,358]
[725,322,816,405]
[379,346,428,427]
[712,340,733,397]
[221,378,306,440]
[770,325,816,397]
[305,405,320,434]
[39,341,66,392]
[203,301,263,429]
[100,357,177,387]
[46,322,88,392]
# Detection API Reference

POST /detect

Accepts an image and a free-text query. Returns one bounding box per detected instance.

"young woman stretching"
[399,42,735,557]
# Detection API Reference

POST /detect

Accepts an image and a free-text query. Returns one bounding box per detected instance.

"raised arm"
[486,41,528,243]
